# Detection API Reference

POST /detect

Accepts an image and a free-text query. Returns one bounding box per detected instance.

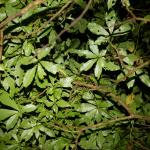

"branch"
[133,140,150,150]
[48,114,150,149]
[109,42,127,70]
[27,0,74,38]
[116,60,150,83]
[57,0,93,38]
[79,115,150,131]
[0,29,3,62]
[72,132,82,150]
[124,4,150,23]
[0,0,44,29]
[73,81,133,115]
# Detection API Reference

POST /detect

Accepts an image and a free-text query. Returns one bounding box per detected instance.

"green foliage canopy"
[0,0,150,149]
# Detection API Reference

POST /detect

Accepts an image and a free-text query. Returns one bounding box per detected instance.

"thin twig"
[49,115,150,132]
[0,29,3,62]
[116,60,150,83]
[109,42,127,69]
[27,0,74,38]
[124,4,150,23]
[72,131,83,150]
[30,87,48,102]
[133,140,150,150]
[0,0,44,29]
[57,0,93,38]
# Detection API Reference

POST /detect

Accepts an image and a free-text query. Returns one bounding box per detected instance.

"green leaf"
[121,0,130,7]
[14,64,24,86]
[75,0,84,7]
[143,103,150,115]
[82,91,94,100]
[34,126,40,139]
[97,132,105,149]
[20,56,37,65]
[5,44,20,56]
[113,23,132,35]
[6,114,19,130]
[76,103,96,112]
[80,134,98,149]
[139,74,150,87]
[95,37,109,45]
[22,104,37,113]
[21,119,33,129]
[118,41,135,52]
[104,61,120,71]
[2,77,10,90]
[94,58,105,79]
[123,54,138,65]
[5,3,19,16]
[56,100,71,108]
[41,61,58,74]
[59,77,74,88]
[2,76,16,97]
[76,18,88,33]
[0,64,5,71]
[98,101,113,108]
[39,126,55,137]
[22,24,32,33]
[23,40,34,56]
[43,100,54,107]
[117,72,124,80]
[23,66,37,87]
[89,40,99,55]
[80,59,97,72]
[35,74,49,88]
[88,22,109,36]
[99,50,107,57]
[21,7,47,21]
[49,30,57,44]
[21,129,33,141]
[37,63,46,80]
[107,0,117,9]
[105,10,116,33]
[75,50,97,59]
[52,104,58,113]
[0,7,6,22]
[127,79,135,89]
[136,70,150,87]
[0,109,17,121]
[0,92,19,110]
[37,28,52,42]
[37,47,52,60]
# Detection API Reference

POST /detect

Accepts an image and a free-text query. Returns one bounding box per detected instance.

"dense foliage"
[0,0,150,149]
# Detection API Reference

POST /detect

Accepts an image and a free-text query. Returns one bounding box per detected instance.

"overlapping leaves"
[0,0,150,149]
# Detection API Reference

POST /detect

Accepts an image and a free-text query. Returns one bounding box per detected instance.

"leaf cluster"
[0,0,150,149]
